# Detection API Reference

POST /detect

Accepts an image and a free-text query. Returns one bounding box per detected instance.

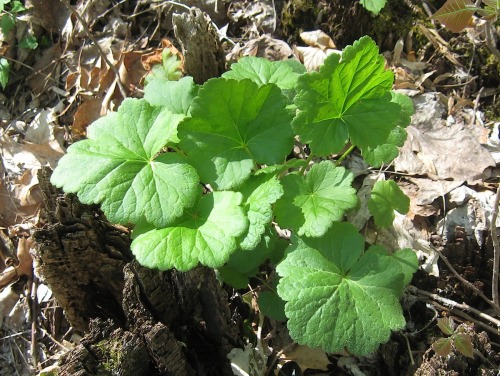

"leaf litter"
[0,0,499,375]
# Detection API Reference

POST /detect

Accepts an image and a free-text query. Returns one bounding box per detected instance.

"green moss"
[94,339,122,373]
[280,0,317,44]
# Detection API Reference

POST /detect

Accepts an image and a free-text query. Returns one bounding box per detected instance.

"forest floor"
[0,0,500,375]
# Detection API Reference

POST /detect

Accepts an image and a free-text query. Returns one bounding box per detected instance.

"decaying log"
[173,7,225,83]
[33,167,132,332]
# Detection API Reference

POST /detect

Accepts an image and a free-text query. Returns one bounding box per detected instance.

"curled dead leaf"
[300,30,336,50]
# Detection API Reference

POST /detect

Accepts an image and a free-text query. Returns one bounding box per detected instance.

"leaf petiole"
[336,144,355,166]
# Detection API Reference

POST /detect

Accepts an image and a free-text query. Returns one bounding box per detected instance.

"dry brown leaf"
[294,46,340,71]
[228,35,294,61]
[294,30,340,71]
[72,97,104,135]
[25,0,71,33]
[0,181,19,228]
[281,345,330,371]
[395,93,496,184]
[300,30,336,50]
[15,237,33,278]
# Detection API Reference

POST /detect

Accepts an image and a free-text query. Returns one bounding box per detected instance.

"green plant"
[432,317,474,358]
[360,0,387,15]
[51,35,418,355]
[0,0,39,89]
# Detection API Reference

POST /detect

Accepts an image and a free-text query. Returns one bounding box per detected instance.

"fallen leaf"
[300,30,336,50]
[395,93,496,184]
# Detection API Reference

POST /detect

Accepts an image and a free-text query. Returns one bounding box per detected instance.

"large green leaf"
[131,191,248,271]
[276,222,417,355]
[178,78,294,189]
[274,161,357,237]
[51,98,200,227]
[293,36,401,156]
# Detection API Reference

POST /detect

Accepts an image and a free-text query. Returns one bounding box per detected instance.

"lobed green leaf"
[360,0,387,15]
[293,36,401,156]
[274,161,357,237]
[51,98,201,227]
[178,78,294,190]
[238,173,284,250]
[131,191,248,271]
[368,180,409,228]
[276,222,416,355]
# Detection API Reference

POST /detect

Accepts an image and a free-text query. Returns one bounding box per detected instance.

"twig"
[491,185,500,305]
[59,0,128,99]
[484,21,500,62]
[29,275,39,369]
[435,247,500,314]
[410,286,500,332]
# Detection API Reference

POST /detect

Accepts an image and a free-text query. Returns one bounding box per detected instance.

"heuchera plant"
[51,36,419,355]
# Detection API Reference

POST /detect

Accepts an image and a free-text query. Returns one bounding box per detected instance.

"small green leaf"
[1,13,15,35]
[361,126,407,167]
[19,34,38,49]
[178,78,294,189]
[217,266,249,289]
[432,0,479,32]
[11,0,24,12]
[368,180,409,228]
[293,36,400,156]
[255,159,307,176]
[276,222,409,355]
[433,337,453,357]
[274,161,357,237]
[131,191,249,271]
[51,98,201,228]
[0,58,9,89]
[238,174,283,250]
[437,317,456,336]
[391,92,414,128]
[360,0,387,15]
[0,0,8,13]
[161,47,183,80]
[453,332,474,358]
[362,93,413,167]
[258,290,287,321]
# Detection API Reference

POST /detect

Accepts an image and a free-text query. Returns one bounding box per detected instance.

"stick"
[410,286,500,331]
[491,185,500,305]
[435,248,500,314]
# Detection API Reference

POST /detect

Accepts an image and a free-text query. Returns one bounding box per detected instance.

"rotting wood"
[173,7,225,84]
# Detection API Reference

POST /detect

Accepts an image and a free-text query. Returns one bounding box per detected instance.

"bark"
[173,7,226,83]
